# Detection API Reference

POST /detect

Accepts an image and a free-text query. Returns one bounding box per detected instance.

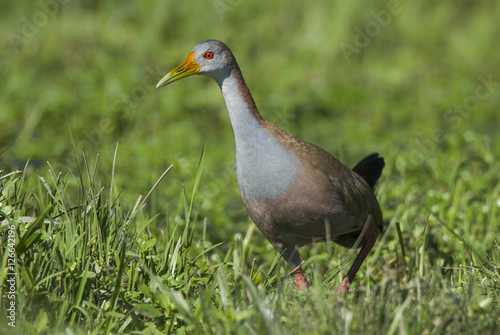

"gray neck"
[216,69,300,202]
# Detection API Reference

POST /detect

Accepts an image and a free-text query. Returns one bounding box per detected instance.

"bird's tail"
[352,153,385,191]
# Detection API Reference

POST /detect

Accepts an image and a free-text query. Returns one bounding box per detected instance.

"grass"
[1,0,500,333]
[1,143,499,334]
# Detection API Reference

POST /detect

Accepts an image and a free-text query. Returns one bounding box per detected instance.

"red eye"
[203,51,214,59]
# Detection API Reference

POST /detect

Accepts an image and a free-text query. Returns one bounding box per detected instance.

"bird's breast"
[234,127,301,203]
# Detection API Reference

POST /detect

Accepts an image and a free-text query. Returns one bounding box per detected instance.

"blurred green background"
[1,0,499,242]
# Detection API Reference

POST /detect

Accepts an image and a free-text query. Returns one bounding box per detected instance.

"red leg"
[338,228,379,294]
[292,266,309,291]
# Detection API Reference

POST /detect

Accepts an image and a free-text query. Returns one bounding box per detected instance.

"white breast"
[219,74,300,202]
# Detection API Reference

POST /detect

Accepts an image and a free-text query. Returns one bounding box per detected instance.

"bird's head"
[156,40,234,89]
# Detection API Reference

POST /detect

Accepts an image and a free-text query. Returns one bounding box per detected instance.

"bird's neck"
[216,66,300,202]
[217,66,264,136]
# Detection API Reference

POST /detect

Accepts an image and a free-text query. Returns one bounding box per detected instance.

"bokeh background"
[1,0,499,242]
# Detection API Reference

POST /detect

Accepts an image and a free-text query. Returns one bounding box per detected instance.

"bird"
[156,40,384,292]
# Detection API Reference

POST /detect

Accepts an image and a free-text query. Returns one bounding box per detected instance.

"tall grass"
[1,145,499,334]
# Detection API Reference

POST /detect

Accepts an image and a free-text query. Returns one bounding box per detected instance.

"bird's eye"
[203,51,214,59]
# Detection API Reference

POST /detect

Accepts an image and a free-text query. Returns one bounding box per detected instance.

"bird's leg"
[290,264,309,291]
[338,228,379,294]
[276,242,310,291]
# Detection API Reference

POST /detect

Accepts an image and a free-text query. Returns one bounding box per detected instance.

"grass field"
[1,0,500,333]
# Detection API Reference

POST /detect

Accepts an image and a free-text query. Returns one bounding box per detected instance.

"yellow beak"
[156,51,201,89]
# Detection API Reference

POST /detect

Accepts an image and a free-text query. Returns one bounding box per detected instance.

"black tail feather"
[352,153,385,191]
